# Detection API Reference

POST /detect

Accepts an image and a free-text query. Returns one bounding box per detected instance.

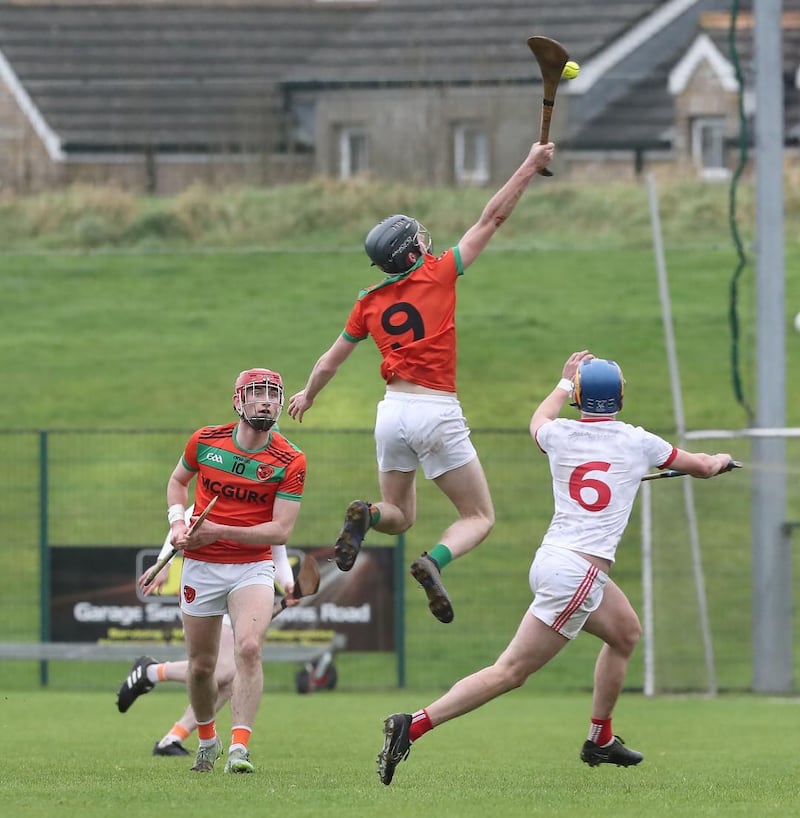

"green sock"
[428,544,452,571]
[369,505,381,528]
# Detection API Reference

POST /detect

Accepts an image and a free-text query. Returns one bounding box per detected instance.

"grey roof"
[572,1,800,150]
[704,13,800,143]
[0,2,366,151]
[1,1,797,156]
[0,0,666,153]
[570,57,678,150]
[285,0,667,86]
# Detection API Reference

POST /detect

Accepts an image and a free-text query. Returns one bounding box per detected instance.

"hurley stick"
[272,553,321,618]
[641,460,743,482]
[143,496,219,587]
[527,36,569,176]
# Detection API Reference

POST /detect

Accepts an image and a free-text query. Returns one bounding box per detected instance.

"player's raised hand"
[530,141,555,170]
[562,350,593,381]
[287,390,313,422]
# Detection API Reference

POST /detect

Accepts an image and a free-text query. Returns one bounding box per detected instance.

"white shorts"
[180,558,275,617]
[528,545,608,639]
[374,391,477,479]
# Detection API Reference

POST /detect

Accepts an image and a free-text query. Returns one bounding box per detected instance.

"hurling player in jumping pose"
[166,368,306,775]
[288,139,555,625]
[376,352,736,784]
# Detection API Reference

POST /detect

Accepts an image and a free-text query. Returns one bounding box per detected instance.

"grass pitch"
[2,180,800,814]
[5,689,799,818]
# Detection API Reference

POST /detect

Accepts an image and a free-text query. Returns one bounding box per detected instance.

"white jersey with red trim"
[534,418,677,563]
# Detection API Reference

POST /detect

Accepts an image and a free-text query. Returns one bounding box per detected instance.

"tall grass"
[4,173,798,253]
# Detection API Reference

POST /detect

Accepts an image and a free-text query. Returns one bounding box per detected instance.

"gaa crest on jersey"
[183,585,196,603]
[256,464,274,481]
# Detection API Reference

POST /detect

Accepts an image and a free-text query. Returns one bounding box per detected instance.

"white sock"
[146,664,161,684]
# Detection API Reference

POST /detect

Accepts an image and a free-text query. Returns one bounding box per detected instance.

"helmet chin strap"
[239,412,276,432]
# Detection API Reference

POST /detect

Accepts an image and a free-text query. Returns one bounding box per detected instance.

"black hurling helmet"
[573,358,625,415]
[364,214,429,275]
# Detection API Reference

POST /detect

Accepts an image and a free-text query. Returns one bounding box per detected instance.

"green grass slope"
[1,178,799,693]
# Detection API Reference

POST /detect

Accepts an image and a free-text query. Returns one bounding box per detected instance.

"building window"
[338,127,368,178]
[691,116,729,179]
[454,124,489,185]
[290,101,315,151]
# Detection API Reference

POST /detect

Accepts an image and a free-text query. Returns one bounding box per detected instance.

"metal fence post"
[395,534,406,688]
[38,430,50,687]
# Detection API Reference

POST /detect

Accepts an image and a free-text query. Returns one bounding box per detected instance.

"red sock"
[589,717,613,746]
[169,723,190,742]
[197,719,216,742]
[231,725,252,750]
[409,709,433,742]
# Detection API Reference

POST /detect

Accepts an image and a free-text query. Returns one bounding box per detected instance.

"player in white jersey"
[375,351,736,784]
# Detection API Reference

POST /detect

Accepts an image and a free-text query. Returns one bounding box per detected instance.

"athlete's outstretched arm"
[288,334,358,422]
[457,141,554,270]
[667,449,734,479]
[529,350,592,438]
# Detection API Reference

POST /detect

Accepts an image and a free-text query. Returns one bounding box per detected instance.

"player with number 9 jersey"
[288,140,557,626]
[343,247,461,391]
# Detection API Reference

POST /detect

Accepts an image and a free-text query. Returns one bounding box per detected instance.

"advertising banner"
[50,545,395,651]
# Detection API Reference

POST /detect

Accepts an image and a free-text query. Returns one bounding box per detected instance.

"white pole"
[641,480,655,696]
[647,172,684,433]
[752,0,790,694]
[646,173,717,695]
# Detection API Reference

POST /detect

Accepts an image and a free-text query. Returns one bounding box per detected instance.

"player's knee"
[236,636,262,666]
[395,515,414,534]
[472,508,494,540]
[189,656,217,682]
[618,616,642,656]
[499,659,529,691]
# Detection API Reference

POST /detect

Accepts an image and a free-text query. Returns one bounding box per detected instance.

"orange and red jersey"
[343,247,464,392]
[180,422,306,564]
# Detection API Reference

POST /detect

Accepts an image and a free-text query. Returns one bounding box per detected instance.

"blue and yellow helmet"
[573,358,624,415]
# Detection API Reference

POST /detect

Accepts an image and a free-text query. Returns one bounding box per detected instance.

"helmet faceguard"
[415,223,432,255]
[572,359,624,415]
[364,214,432,275]
[233,368,284,432]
